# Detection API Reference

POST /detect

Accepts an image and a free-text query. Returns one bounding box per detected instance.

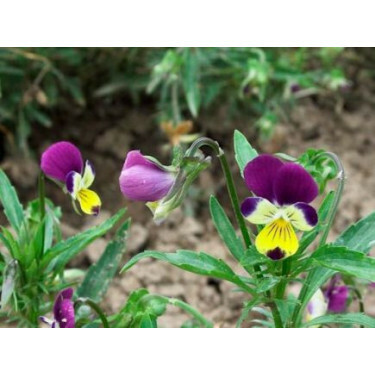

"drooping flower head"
[119,149,210,222]
[325,275,349,313]
[241,154,319,260]
[40,288,75,328]
[119,150,176,202]
[41,141,101,215]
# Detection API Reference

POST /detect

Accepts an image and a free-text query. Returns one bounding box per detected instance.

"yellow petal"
[255,218,299,259]
[77,189,101,215]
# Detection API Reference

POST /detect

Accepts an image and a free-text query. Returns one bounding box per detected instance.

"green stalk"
[275,257,292,300]
[75,298,109,328]
[318,152,345,246]
[186,137,283,328]
[169,298,213,327]
[290,152,345,327]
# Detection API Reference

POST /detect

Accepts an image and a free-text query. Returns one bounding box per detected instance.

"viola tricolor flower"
[305,289,328,324]
[40,288,75,328]
[325,276,349,313]
[241,154,319,260]
[119,150,176,202]
[41,141,101,215]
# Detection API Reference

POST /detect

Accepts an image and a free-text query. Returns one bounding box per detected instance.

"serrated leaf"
[77,219,130,302]
[233,130,258,176]
[236,297,262,327]
[209,196,244,262]
[311,245,375,281]
[256,276,280,293]
[303,313,375,328]
[121,250,255,294]
[0,170,24,234]
[334,211,375,253]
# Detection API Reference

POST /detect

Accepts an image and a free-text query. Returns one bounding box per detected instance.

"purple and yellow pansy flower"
[40,288,75,328]
[41,141,101,215]
[241,154,319,260]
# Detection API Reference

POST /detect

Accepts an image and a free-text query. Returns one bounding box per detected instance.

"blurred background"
[1,47,374,326]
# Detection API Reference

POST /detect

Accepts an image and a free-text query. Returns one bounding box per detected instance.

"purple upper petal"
[119,150,175,202]
[273,163,318,205]
[244,155,283,202]
[41,142,83,182]
[53,288,75,328]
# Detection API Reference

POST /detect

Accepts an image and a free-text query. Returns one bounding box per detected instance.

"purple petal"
[119,151,175,202]
[326,285,349,313]
[241,197,264,217]
[41,142,83,182]
[274,163,318,205]
[123,150,160,170]
[293,203,318,227]
[244,155,283,202]
[119,166,174,202]
[53,288,75,328]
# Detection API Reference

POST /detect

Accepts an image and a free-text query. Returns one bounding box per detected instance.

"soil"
[3,85,375,327]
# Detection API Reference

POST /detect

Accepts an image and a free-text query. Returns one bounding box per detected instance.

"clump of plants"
[1,130,375,328]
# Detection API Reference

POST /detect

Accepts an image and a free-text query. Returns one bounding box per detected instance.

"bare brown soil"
[3,88,375,327]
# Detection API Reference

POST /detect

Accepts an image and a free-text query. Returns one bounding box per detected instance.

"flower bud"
[119,150,176,202]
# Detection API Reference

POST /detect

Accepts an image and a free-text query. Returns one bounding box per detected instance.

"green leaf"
[311,245,375,281]
[1,259,17,309]
[77,219,130,302]
[236,297,262,327]
[335,211,375,253]
[0,170,24,234]
[256,276,280,293]
[42,208,126,272]
[298,191,335,253]
[121,250,255,294]
[209,196,244,262]
[233,130,258,176]
[303,313,375,328]
[183,48,200,117]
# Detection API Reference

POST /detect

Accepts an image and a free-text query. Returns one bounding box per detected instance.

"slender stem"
[169,298,214,328]
[351,287,365,328]
[38,172,46,259]
[38,173,46,221]
[75,298,109,328]
[290,152,345,327]
[186,137,284,327]
[275,257,292,300]
[318,152,345,246]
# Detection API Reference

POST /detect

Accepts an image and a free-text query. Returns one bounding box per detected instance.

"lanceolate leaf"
[293,202,374,326]
[77,219,131,302]
[334,211,375,253]
[0,170,24,234]
[303,313,375,328]
[42,208,127,272]
[121,250,255,294]
[311,245,375,281]
[209,196,244,262]
[1,259,17,309]
[183,48,200,118]
[233,130,258,177]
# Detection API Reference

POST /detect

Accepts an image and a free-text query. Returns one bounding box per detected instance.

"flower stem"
[186,137,284,327]
[318,152,345,246]
[290,152,345,327]
[38,172,46,221]
[75,298,109,328]
[275,257,292,300]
